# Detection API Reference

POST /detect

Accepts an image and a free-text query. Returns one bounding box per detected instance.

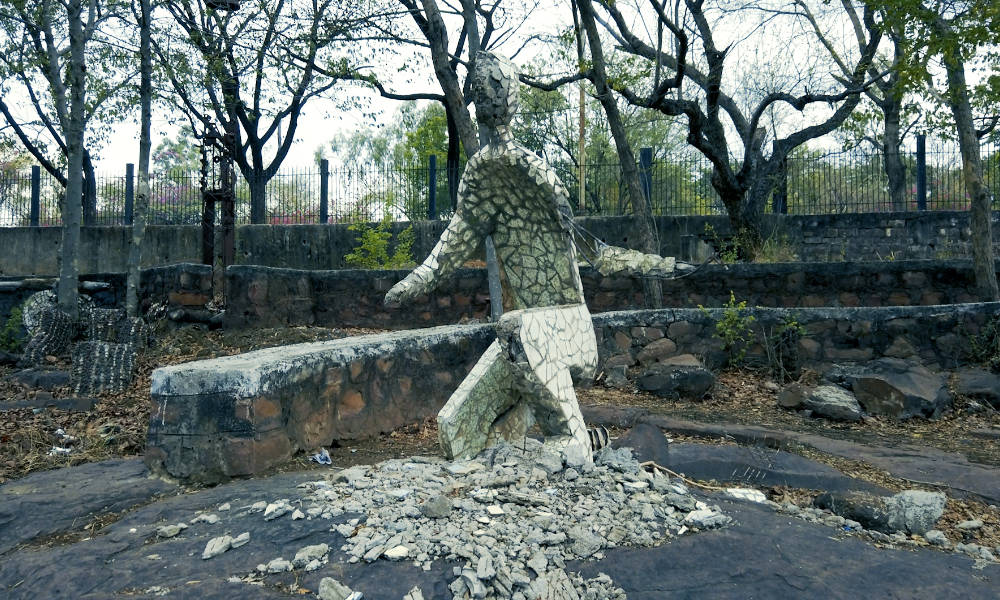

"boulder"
[777,382,809,409]
[815,489,945,535]
[804,385,863,422]
[954,368,1000,409]
[851,359,951,419]
[610,423,669,466]
[826,359,951,419]
[603,365,630,389]
[637,357,714,400]
[884,491,948,535]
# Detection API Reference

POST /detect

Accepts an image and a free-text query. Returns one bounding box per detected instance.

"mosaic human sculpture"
[386,53,674,466]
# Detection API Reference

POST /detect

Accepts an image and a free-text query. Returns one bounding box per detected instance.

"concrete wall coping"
[150,322,492,397]
[153,301,1000,397]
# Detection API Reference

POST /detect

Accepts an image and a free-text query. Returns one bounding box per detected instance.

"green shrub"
[701,291,756,367]
[344,215,416,270]
[0,304,25,353]
[763,315,805,382]
[968,315,1000,372]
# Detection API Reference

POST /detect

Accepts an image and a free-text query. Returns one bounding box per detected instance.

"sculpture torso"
[457,139,585,311]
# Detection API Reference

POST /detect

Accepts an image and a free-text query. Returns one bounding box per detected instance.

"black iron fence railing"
[1,136,996,227]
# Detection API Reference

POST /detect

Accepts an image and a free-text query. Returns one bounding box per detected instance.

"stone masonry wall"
[146,302,1000,481]
[146,324,495,483]
[223,260,1000,330]
[592,303,1000,375]
[0,264,213,328]
[3,211,997,276]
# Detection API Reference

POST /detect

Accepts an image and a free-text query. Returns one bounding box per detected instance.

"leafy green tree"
[882,0,999,300]
[323,102,453,221]
[152,126,201,175]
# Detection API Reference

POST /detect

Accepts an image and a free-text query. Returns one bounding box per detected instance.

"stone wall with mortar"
[592,303,1000,375]
[3,211,997,276]
[223,260,1000,330]
[146,302,1000,481]
[146,324,495,483]
[0,264,214,327]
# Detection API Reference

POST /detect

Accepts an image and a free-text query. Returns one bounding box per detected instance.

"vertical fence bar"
[29,166,41,227]
[916,134,927,211]
[319,159,329,224]
[124,163,135,225]
[428,154,437,220]
[772,156,788,214]
[639,147,653,207]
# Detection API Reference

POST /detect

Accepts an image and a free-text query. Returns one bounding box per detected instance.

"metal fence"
[2,138,998,227]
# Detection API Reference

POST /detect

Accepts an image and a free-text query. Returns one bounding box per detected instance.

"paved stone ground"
[1,433,998,599]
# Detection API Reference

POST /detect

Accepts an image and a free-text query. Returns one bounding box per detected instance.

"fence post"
[915,134,927,211]
[124,163,135,225]
[428,154,437,220]
[772,156,788,214]
[30,166,40,227]
[639,147,653,205]
[319,159,329,224]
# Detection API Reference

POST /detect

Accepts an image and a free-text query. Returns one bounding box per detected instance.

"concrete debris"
[283,440,723,597]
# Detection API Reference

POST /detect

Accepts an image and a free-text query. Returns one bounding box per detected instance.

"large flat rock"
[572,497,999,599]
[667,443,889,494]
[0,459,177,555]
[642,414,1000,504]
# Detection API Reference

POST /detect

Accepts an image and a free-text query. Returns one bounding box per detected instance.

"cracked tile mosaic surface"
[387,53,653,467]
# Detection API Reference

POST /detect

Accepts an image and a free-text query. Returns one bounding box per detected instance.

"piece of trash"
[48,446,72,456]
[54,428,66,436]
[310,448,332,465]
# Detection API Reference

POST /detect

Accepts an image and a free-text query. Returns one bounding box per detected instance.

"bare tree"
[588,0,882,259]
[156,0,378,223]
[0,0,129,226]
[127,0,153,317]
[576,0,662,306]
[792,0,914,211]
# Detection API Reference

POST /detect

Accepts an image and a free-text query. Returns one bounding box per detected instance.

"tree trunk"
[882,100,907,212]
[82,150,97,225]
[577,0,661,307]
[127,0,153,318]
[446,108,460,210]
[420,0,480,156]
[249,172,267,224]
[738,176,769,259]
[941,37,998,301]
[58,0,86,321]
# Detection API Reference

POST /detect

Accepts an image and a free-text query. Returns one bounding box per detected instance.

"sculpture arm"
[385,213,484,305]
[593,245,676,278]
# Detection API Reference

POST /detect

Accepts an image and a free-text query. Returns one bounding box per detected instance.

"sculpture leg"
[517,364,592,467]
[437,341,531,460]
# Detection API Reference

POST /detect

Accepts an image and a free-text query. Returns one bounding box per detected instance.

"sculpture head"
[468,52,519,129]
